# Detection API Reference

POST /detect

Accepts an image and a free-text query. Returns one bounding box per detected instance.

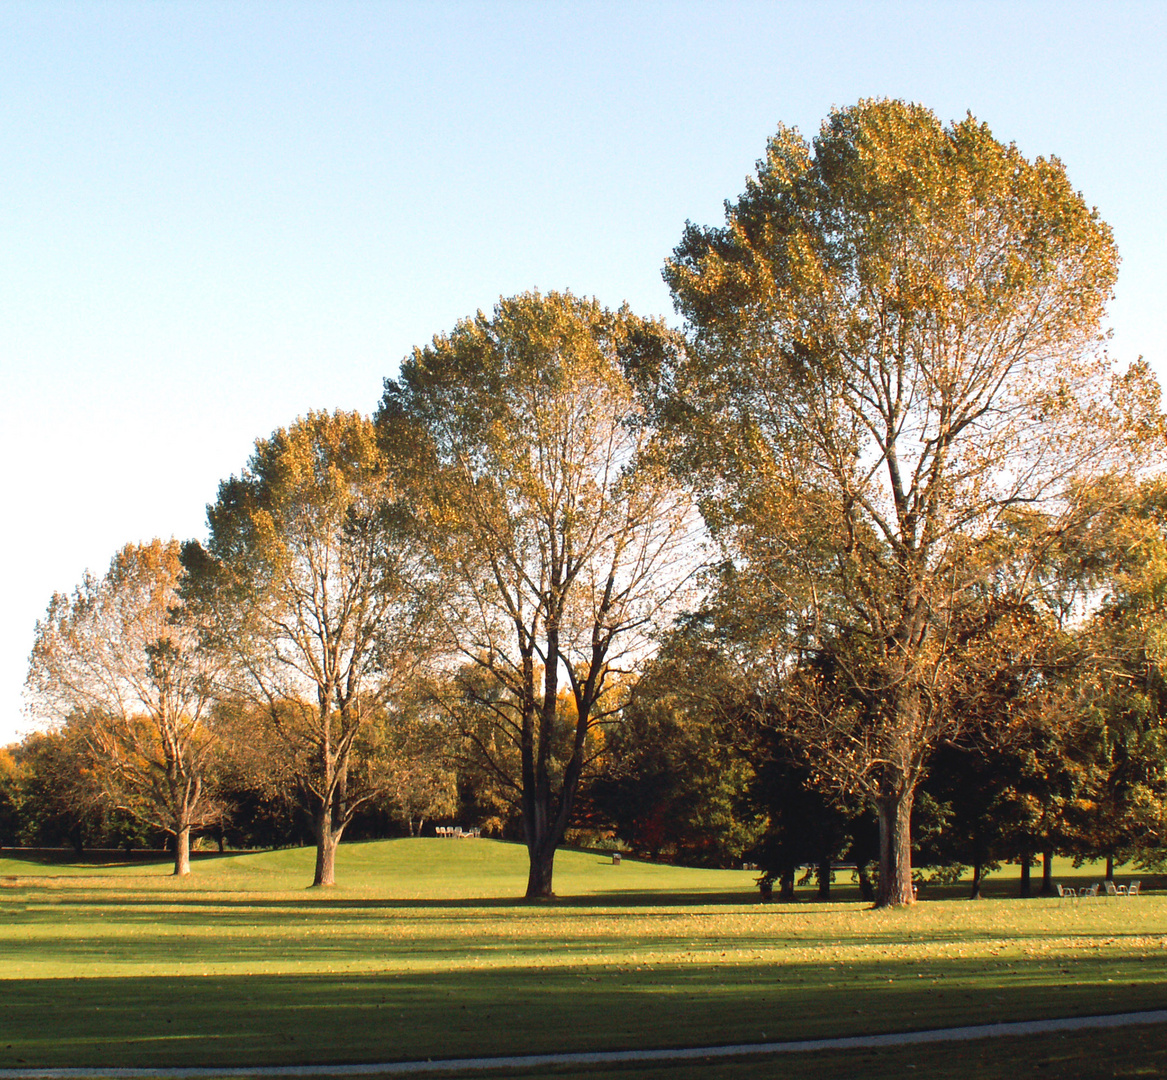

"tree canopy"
[182,410,439,886]
[25,539,220,875]
[378,290,700,898]
[641,99,1166,905]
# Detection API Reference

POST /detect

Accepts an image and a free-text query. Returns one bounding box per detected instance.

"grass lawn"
[0,839,1164,1076]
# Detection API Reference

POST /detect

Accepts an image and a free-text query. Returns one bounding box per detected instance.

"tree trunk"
[817,859,831,901]
[875,789,915,907]
[970,858,983,900]
[856,863,875,903]
[1019,850,1031,897]
[525,840,556,899]
[314,834,338,887]
[521,778,561,899]
[173,825,191,877]
[1106,854,1115,882]
[779,866,796,902]
[312,801,341,887]
[1040,848,1055,897]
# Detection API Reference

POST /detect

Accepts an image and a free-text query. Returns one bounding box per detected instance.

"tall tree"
[182,410,438,886]
[377,291,700,898]
[25,540,220,875]
[642,100,1164,905]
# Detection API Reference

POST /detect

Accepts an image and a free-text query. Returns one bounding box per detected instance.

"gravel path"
[1,1009,1164,1078]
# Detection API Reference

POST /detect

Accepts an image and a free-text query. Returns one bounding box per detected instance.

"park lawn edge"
[0,839,1164,1070]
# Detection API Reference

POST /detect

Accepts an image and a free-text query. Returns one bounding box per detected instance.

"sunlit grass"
[0,839,1164,1073]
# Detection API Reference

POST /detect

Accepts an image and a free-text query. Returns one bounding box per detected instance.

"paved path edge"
[2,1009,1165,1078]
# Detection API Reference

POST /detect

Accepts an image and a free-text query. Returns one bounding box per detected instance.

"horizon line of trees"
[6,474,1167,896]
[11,100,1167,906]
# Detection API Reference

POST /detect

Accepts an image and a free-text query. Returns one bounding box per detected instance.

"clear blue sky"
[3,1,1165,742]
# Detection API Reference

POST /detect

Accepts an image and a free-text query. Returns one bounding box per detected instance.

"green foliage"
[7,727,156,851]
[0,746,22,846]
[1073,480,1167,867]
[587,657,764,867]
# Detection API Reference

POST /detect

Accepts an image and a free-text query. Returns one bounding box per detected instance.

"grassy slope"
[0,839,1164,1072]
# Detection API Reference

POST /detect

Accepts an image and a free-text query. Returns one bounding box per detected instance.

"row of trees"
[587,478,1167,898]
[23,299,700,893]
[17,100,1167,905]
[9,492,1167,896]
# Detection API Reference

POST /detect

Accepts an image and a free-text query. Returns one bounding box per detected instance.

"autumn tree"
[332,698,460,840]
[379,708,459,837]
[182,410,439,886]
[377,291,700,898]
[0,746,23,847]
[1072,480,1167,871]
[642,100,1165,905]
[25,539,221,875]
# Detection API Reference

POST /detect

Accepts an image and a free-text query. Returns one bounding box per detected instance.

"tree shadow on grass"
[1,954,1166,1070]
[1,890,773,911]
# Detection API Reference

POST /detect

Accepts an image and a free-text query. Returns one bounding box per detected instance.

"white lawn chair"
[1056,883,1076,902]
[1129,880,1142,896]
[1080,883,1100,898]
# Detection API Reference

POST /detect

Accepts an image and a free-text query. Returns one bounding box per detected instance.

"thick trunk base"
[313,837,339,887]
[173,827,191,877]
[525,846,556,900]
[875,791,915,908]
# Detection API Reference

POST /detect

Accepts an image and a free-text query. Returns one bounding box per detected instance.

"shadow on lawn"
[2,890,770,910]
[1,954,1166,1070]
[0,848,249,868]
[6,885,1164,916]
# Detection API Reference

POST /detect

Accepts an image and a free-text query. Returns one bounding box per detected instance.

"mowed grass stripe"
[0,839,1164,1069]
